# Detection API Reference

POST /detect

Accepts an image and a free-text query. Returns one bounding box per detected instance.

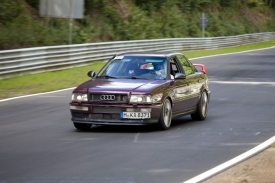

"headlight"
[129,95,152,104]
[72,93,88,102]
[129,93,163,104]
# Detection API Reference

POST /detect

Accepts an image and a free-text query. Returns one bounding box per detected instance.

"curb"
[183,133,275,183]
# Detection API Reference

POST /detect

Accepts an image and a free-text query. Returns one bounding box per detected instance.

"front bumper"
[70,103,162,126]
[72,117,159,126]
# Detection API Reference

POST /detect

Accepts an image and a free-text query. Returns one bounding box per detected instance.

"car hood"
[74,78,169,94]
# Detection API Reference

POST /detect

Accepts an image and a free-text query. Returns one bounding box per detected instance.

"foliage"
[0,16,69,50]
[25,0,39,9]
[0,0,24,25]
[220,0,239,8]
[0,0,275,50]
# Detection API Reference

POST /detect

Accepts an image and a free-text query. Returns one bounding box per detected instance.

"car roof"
[116,51,181,57]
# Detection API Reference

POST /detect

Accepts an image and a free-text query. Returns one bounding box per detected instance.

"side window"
[176,55,195,76]
[169,57,181,76]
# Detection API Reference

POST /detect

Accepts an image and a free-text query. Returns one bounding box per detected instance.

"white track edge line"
[0,87,76,102]
[1,45,274,103]
[183,135,275,183]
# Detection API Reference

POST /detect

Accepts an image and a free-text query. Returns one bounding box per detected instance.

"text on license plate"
[120,112,151,119]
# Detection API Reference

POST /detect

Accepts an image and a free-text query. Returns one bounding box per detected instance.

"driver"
[153,62,166,79]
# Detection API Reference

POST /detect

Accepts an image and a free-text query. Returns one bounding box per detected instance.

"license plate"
[120,112,151,119]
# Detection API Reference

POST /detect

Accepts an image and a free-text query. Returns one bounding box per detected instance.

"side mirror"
[87,70,96,78]
[174,72,186,79]
[193,64,206,74]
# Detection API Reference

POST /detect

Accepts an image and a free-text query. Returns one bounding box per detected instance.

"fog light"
[140,108,151,112]
[70,105,88,111]
[126,108,140,112]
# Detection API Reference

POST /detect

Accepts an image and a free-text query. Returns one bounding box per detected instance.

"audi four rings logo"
[100,95,115,100]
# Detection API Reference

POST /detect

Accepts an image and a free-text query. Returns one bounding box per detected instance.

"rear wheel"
[191,91,208,121]
[73,122,92,130]
[158,99,172,130]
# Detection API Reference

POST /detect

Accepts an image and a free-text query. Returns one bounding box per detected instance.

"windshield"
[97,56,168,80]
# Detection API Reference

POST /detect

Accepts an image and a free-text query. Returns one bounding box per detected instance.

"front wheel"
[158,99,172,130]
[191,91,208,121]
[73,122,92,130]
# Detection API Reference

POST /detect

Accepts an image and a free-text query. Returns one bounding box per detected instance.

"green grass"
[0,40,274,100]
[183,40,275,58]
[0,62,105,99]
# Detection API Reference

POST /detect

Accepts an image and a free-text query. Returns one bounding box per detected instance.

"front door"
[169,57,194,116]
[176,54,202,109]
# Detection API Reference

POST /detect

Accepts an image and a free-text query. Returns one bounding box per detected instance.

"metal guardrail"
[0,32,275,79]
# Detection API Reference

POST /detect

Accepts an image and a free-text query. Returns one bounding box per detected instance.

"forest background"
[0,0,275,50]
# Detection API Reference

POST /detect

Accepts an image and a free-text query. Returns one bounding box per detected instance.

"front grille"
[90,114,121,120]
[72,113,121,120]
[90,94,128,103]
[72,113,89,118]
[92,106,121,113]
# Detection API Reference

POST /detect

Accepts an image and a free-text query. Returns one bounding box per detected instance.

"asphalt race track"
[1,47,275,183]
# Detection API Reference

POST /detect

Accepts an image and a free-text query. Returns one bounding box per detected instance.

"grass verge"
[183,40,275,58]
[0,40,274,100]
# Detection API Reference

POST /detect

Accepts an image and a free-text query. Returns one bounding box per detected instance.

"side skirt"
[172,107,197,119]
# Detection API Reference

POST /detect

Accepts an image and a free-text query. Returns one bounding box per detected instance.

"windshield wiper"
[129,76,149,80]
[97,75,117,79]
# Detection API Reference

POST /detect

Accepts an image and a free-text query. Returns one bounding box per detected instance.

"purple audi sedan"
[69,52,210,130]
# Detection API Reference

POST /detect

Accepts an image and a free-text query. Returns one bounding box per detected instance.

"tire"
[191,91,208,121]
[73,122,92,130]
[158,98,172,130]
